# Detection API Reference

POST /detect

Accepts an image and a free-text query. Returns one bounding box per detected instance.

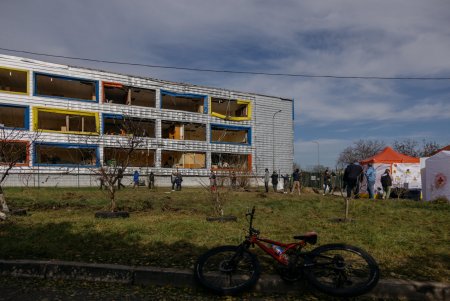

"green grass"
[0,187,449,283]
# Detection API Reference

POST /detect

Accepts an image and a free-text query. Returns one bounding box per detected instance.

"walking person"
[343,162,363,198]
[271,170,279,192]
[291,168,301,195]
[365,163,376,199]
[133,170,140,189]
[381,169,392,199]
[323,168,332,195]
[117,167,125,190]
[148,171,155,189]
[264,168,270,193]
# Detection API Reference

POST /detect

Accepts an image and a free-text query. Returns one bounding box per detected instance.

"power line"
[1,47,450,80]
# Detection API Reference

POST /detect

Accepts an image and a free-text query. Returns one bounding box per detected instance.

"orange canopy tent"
[360,146,419,164]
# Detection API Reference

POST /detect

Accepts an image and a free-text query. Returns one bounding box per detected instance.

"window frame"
[0,66,29,95]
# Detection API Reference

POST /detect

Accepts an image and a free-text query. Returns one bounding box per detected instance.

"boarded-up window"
[161,150,206,169]
[161,121,206,141]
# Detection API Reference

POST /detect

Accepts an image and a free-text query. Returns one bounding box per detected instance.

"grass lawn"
[0,187,449,283]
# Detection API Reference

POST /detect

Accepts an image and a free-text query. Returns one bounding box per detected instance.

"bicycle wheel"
[194,245,261,295]
[304,243,380,297]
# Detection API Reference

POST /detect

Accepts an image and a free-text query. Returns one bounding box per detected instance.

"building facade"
[0,54,294,187]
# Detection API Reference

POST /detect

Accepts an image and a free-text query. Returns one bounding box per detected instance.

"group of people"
[343,162,393,200]
[263,168,302,195]
[209,170,238,191]
[170,170,183,191]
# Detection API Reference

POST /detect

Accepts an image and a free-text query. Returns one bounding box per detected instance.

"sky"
[1,0,449,169]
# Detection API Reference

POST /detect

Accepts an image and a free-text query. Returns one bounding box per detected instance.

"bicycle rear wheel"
[194,245,260,295]
[304,243,380,297]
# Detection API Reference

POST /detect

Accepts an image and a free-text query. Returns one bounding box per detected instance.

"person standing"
[271,170,279,192]
[365,163,376,199]
[117,167,125,190]
[175,171,183,191]
[381,169,392,199]
[291,169,301,195]
[264,168,270,193]
[171,170,177,191]
[281,173,290,193]
[323,168,331,195]
[133,170,140,188]
[343,162,363,198]
[209,169,217,192]
[148,171,155,189]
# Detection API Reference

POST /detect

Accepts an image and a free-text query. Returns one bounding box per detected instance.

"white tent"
[423,151,450,202]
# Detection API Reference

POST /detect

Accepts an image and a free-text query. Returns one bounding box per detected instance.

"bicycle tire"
[194,245,261,295]
[304,243,380,297]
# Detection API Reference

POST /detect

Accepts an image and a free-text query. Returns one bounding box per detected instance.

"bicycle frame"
[243,206,308,266]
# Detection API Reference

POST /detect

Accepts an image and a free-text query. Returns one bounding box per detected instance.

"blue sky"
[1,0,449,168]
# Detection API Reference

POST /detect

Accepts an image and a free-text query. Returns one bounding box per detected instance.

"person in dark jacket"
[271,171,279,192]
[291,169,301,195]
[380,169,393,199]
[148,171,155,189]
[263,168,270,193]
[343,163,363,198]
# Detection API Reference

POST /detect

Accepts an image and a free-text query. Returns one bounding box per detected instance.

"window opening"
[161,150,206,169]
[211,97,251,121]
[103,116,155,137]
[103,147,155,167]
[35,144,97,166]
[34,108,98,134]
[103,82,156,107]
[0,141,28,165]
[211,125,250,145]
[211,153,251,171]
[0,105,28,129]
[161,121,206,141]
[0,67,28,94]
[35,73,97,102]
[161,91,206,113]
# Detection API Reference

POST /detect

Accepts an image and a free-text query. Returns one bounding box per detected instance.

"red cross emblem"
[435,173,447,189]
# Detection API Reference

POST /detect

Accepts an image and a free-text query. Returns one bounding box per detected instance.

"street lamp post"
[272,110,282,171]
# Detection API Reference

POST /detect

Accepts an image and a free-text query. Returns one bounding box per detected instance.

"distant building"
[0,54,294,187]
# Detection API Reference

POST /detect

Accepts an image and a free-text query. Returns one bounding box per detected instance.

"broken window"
[103,82,156,107]
[34,107,99,134]
[104,147,155,167]
[161,90,206,113]
[0,67,28,94]
[210,98,251,121]
[35,143,98,166]
[35,73,97,102]
[161,150,206,169]
[211,125,250,145]
[161,121,206,141]
[103,115,155,138]
[0,104,28,129]
[211,153,251,171]
[0,141,28,165]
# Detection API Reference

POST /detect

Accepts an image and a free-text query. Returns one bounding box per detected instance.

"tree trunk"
[109,186,116,212]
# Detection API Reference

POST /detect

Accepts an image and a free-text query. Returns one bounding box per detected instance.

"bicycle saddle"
[293,232,317,245]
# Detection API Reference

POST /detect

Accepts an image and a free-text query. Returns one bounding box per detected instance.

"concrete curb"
[1,259,448,300]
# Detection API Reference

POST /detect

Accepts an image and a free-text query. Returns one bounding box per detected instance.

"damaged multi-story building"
[0,54,294,187]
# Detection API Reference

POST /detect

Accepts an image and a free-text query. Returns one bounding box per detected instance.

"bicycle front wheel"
[304,244,380,297]
[194,245,261,295]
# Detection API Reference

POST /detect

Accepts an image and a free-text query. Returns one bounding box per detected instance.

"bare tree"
[89,117,148,212]
[421,140,442,157]
[337,139,385,166]
[392,139,419,157]
[0,127,41,220]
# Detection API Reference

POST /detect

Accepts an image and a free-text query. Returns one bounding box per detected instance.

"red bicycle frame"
[248,235,306,265]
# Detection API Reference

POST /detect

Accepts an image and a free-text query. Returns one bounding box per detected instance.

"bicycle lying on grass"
[194,206,380,297]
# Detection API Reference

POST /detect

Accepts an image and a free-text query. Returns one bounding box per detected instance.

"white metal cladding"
[0,54,293,182]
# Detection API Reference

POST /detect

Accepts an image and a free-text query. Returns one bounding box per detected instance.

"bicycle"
[194,206,380,297]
